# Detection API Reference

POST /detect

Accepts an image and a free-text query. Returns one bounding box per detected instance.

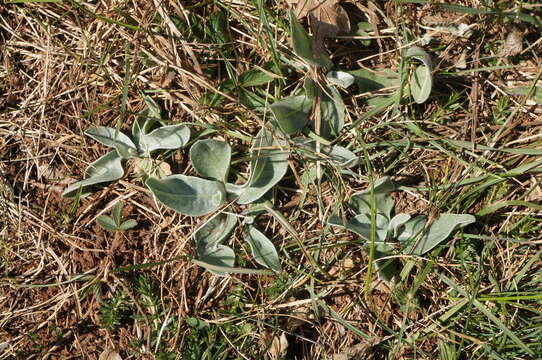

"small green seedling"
[97,201,137,231]
[329,177,475,282]
[63,96,190,198]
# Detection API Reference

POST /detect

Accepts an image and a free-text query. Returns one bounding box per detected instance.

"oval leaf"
[270,95,312,135]
[326,70,355,88]
[388,213,411,238]
[404,46,433,104]
[235,129,289,204]
[370,243,400,283]
[244,226,281,271]
[293,137,358,168]
[62,151,124,198]
[189,139,231,182]
[146,175,226,216]
[194,212,237,253]
[85,127,137,159]
[97,215,118,231]
[138,124,190,156]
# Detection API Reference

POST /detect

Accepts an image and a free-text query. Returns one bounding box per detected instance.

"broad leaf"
[326,70,355,88]
[404,214,475,255]
[85,127,137,159]
[199,244,235,276]
[138,124,190,156]
[289,11,332,68]
[397,215,427,250]
[235,129,289,204]
[320,85,345,139]
[244,226,281,271]
[349,177,396,219]
[404,46,433,104]
[348,68,398,92]
[270,95,312,135]
[190,139,231,182]
[194,212,237,253]
[63,151,124,198]
[146,175,226,216]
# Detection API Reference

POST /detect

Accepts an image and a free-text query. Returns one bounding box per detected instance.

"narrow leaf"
[63,151,124,198]
[370,243,400,283]
[189,139,231,182]
[239,69,275,87]
[270,95,312,135]
[146,175,226,216]
[85,127,137,159]
[244,226,281,271]
[112,201,123,226]
[138,124,190,156]
[132,108,157,144]
[293,137,358,168]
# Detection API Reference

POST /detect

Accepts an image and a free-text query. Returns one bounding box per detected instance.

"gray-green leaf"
[370,243,400,283]
[320,85,345,139]
[326,71,355,88]
[270,95,312,135]
[63,151,124,198]
[244,226,281,271]
[85,127,137,159]
[402,214,474,255]
[293,137,358,168]
[194,212,237,253]
[199,244,235,276]
[138,124,190,156]
[388,213,411,238]
[97,215,117,231]
[235,129,289,204]
[404,46,433,104]
[189,139,231,182]
[146,175,226,216]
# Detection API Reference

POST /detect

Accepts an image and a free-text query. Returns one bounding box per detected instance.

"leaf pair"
[97,201,137,231]
[193,212,281,276]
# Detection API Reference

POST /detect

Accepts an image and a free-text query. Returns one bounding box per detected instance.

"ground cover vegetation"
[1,0,542,358]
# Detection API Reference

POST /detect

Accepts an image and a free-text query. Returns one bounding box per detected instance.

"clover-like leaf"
[146,175,226,216]
[320,85,345,139]
[270,95,312,135]
[234,129,289,205]
[326,70,355,88]
[138,124,190,156]
[244,226,281,272]
[97,215,118,231]
[189,139,231,182]
[404,46,433,104]
[199,244,235,276]
[289,11,332,68]
[85,127,138,159]
[63,151,124,198]
[402,214,475,255]
[194,212,237,253]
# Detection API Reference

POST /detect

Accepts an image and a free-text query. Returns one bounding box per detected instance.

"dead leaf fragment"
[501,30,523,57]
[265,333,289,359]
[99,349,122,360]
